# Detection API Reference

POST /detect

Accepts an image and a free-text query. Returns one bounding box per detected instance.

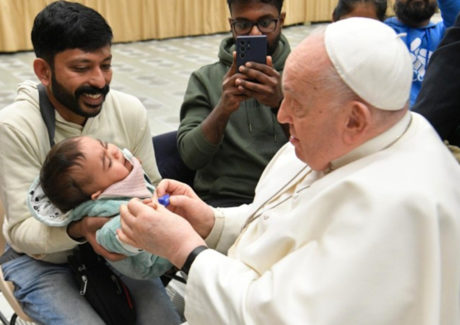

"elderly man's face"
[277,35,346,171]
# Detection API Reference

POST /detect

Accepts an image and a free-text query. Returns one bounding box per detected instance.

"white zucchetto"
[325,17,412,110]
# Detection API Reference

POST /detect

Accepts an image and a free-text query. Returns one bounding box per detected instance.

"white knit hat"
[324,17,412,110]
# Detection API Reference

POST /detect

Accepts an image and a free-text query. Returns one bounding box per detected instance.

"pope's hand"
[154,179,215,238]
[118,198,206,268]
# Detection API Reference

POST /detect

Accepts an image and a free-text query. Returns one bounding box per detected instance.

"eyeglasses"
[230,17,280,35]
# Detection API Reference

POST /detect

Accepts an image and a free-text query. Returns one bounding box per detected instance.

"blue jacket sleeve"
[439,0,460,27]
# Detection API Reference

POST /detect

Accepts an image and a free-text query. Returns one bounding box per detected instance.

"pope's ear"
[33,58,52,86]
[91,190,102,200]
[343,101,371,144]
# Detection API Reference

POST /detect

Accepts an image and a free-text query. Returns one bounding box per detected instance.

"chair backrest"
[0,200,35,323]
[152,131,195,187]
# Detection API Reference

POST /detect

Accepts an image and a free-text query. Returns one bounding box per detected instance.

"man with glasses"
[177,0,290,207]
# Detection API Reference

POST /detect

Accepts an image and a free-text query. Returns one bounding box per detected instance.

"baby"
[28,135,171,280]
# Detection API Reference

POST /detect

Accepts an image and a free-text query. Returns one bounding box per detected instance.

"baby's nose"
[109,147,121,159]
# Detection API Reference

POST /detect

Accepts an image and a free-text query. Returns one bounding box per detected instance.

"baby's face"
[74,136,133,196]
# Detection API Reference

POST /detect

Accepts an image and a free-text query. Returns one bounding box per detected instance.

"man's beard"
[51,73,110,118]
[394,0,438,27]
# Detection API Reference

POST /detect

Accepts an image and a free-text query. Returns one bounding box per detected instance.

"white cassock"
[184,112,460,325]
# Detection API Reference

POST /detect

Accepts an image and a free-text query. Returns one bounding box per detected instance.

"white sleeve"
[183,182,457,324]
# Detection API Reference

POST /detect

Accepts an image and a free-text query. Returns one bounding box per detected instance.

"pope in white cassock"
[118,17,460,325]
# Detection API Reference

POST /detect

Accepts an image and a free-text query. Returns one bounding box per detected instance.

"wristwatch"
[181,245,208,275]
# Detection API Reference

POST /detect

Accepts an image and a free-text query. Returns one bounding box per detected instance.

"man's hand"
[67,217,126,261]
[154,179,215,238]
[218,51,250,115]
[201,52,249,144]
[235,56,283,108]
[118,198,206,269]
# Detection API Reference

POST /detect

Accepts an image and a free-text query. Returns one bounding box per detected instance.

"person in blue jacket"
[385,0,460,107]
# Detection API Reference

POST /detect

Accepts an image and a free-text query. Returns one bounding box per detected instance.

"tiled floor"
[0,22,324,321]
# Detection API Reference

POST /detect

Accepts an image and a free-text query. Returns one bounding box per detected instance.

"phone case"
[236,35,267,68]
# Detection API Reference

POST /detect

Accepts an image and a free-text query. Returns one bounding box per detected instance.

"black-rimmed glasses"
[230,17,280,35]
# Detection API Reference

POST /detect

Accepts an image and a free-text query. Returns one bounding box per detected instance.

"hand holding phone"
[236,35,267,69]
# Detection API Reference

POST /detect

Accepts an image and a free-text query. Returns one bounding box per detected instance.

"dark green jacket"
[178,34,290,205]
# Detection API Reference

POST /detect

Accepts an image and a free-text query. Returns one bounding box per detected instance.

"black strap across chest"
[38,84,56,147]
[0,84,56,264]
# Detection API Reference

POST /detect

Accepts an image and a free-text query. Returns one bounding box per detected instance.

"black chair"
[152,131,195,187]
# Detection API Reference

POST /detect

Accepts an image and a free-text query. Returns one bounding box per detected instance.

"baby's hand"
[142,198,156,209]
[143,195,169,209]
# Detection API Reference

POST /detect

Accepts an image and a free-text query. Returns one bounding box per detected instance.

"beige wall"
[0,0,345,53]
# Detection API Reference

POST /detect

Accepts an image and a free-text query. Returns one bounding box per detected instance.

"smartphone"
[236,35,267,69]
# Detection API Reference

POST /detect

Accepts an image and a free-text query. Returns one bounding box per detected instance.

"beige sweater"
[0,81,160,263]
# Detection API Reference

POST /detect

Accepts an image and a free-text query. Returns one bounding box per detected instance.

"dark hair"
[40,137,90,212]
[227,0,284,13]
[31,1,113,64]
[332,0,387,21]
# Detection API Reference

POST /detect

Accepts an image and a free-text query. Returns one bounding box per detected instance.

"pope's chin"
[292,145,324,170]
[289,136,302,153]
[290,142,307,164]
